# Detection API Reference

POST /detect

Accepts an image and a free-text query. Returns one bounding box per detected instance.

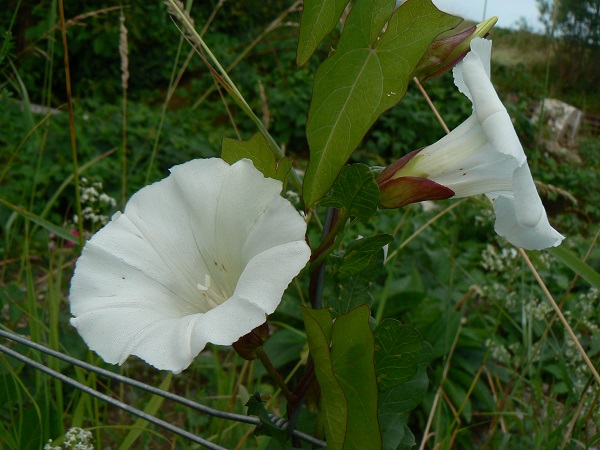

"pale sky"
[432,0,544,31]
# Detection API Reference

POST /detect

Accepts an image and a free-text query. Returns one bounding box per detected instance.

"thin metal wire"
[0,329,326,447]
[0,344,226,450]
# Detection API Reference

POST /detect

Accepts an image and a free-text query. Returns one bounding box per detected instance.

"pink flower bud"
[377,149,454,209]
[412,17,498,82]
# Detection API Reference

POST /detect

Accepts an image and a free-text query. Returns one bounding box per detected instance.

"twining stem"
[255,347,293,402]
[307,208,340,310]
[308,209,347,273]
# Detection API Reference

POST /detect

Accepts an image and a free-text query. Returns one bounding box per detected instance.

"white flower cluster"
[562,329,589,394]
[73,178,117,226]
[44,427,93,450]
[481,243,518,272]
[576,288,600,334]
[479,281,517,309]
[522,297,552,322]
[485,338,512,365]
[474,207,494,228]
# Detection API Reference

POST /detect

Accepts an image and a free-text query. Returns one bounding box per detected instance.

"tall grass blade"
[0,199,76,243]
[117,373,172,450]
[547,246,600,289]
[0,344,228,449]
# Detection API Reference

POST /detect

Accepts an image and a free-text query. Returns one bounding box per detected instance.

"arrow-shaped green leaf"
[374,319,423,391]
[339,234,393,278]
[320,164,380,218]
[297,0,351,67]
[303,0,461,206]
[222,132,292,184]
[303,305,381,450]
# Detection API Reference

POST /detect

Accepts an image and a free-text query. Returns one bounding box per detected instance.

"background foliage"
[1,0,599,448]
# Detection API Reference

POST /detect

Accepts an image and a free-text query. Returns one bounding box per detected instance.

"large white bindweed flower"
[70,158,311,373]
[377,38,564,250]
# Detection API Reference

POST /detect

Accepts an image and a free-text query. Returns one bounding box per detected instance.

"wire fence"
[0,329,326,449]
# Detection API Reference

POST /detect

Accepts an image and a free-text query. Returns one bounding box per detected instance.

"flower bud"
[379,38,563,250]
[377,149,454,209]
[232,321,270,360]
[412,16,498,82]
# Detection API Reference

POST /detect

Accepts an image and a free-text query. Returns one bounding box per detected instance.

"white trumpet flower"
[70,158,310,373]
[378,38,563,250]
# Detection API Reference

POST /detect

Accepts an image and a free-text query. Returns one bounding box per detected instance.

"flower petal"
[492,164,564,250]
[209,158,284,285]
[235,241,311,314]
[493,202,564,250]
[71,309,204,373]
[382,38,564,250]
[453,37,492,102]
[242,193,308,260]
[70,158,310,372]
[71,296,267,373]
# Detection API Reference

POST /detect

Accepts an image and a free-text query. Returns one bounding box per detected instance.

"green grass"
[1,1,600,449]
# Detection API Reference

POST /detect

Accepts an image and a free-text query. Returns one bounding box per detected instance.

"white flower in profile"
[378,38,564,250]
[70,158,311,373]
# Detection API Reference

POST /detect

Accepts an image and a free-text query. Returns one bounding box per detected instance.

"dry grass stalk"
[119,12,129,91]
[164,0,198,46]
[258,79,270,130]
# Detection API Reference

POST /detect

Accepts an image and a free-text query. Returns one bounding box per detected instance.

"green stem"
[308,225,345,272]
[255,347,293,402]
[310,209,347,258]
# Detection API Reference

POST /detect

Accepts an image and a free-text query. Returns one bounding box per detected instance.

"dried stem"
[419,319,464,450]
[57,0,84,247]
[255,347,293,402]
[518,248,600,387]
[413,77,450,134]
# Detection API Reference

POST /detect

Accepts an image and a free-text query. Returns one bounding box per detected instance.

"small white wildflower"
[474,208,494,227]
[98,193,117,208]
[284,190,300,206]
[44,440,61,450]
[63,428,93,450]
